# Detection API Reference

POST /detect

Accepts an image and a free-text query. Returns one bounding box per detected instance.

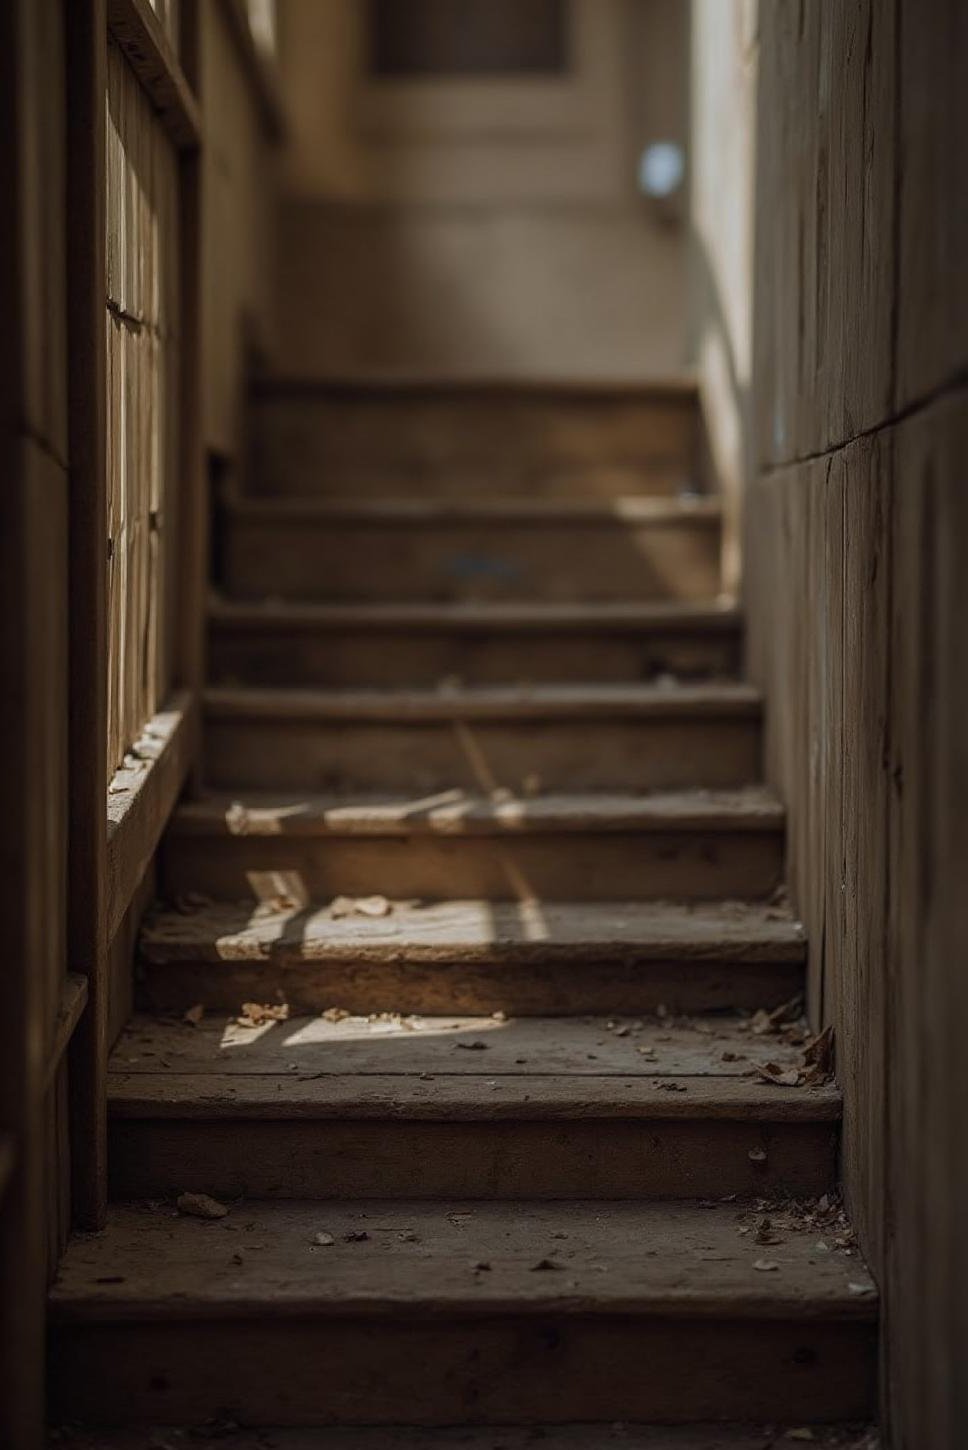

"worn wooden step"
[138,899,806,1017]
[249,377,701,500]
[221,496,723,604]
[108,1012,839,1201]
[209,597,742,689]
[202,682,762,793]
[162,788,784,904]
[49,1198,877,1426]
[44,1424,881,1449]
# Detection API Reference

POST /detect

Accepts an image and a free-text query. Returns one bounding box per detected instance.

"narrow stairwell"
[50,381,878,1439]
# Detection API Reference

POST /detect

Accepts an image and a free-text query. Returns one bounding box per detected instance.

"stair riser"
[202,717,761,793]
[223,520,721,603]
[51,1316,876,1425]
[209,625,741,689]
[251,393,697,499]
[138,958,804,1018]
[162,831,783,903]
[109,1119,838,1201]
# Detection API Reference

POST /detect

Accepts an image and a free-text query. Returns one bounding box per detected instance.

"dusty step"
[162,788,785,904]
[220,496,723,604]
[108,1011,839,1201]
[208,597,742,689]
[45,1424,881,1449]
[249,377,701,500]
[138,899,806,1017]
[49,1199,878,1426]
[202,682,762,793]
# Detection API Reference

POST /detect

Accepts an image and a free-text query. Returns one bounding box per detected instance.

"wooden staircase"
[50,381,877,1441]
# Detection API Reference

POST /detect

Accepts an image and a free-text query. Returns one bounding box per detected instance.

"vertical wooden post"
[176,0,207,792]
[65,0,109,1232]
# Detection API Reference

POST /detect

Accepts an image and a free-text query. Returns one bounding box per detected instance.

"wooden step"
[162,789,785,903]
[108,1012,839,1201]
[49,1199,877,1426]
[138,899,806,1017]
[43,1424,881,1449]
[209,597,743,689]
[220,496,723,604]
[249,377,701,500]
[202,683,762,793]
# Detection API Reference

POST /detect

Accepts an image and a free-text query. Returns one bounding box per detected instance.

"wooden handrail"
[46,976,90,1096]
[107,0,201,149]
[105,690,197,943]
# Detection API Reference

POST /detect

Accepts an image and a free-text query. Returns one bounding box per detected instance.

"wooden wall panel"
[105,39,181,777]
[727,0,966,1443]
[753,0,896,469]
[895,0,968,407]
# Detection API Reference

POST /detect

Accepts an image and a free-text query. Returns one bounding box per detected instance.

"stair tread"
[171,787,784,838]
[50,1197,876,1323]
[224,495,720,526]
[204,681,761,721]
[108,1010,838,1120]
[141,899,806,967]
[40,1425,880,1450]
[210,596,741,633]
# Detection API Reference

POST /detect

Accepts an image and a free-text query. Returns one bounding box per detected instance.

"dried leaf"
[236,1001,290,1028]
[177,1192,229,1220]
[225,801,250,834]
[752,1258,780,1272]
[330,894,392,919]
[321,1006,351,1023]
[182,1003,205,1027]
[755,1061,802,1087]
[803,1024,835,1075]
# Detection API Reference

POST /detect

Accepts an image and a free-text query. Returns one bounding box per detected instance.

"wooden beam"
[0,1135,15,1210]
[65,0,109,1234]
[105,692,196,942]
[107,0,201,150]
[175,3,207,792]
